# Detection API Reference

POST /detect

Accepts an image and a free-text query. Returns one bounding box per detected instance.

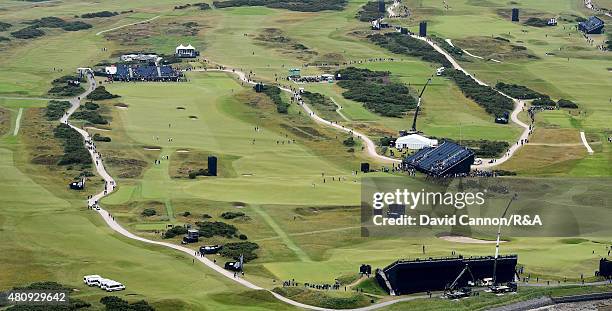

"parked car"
[105,281,126,292]
[83,275,102,286]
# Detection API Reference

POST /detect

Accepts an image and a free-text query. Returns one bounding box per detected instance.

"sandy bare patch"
[85,126,111,132]
[438,235,502,244]
[176,149,190,153]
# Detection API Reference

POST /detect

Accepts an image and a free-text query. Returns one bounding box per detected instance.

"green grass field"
[1,0,611,309]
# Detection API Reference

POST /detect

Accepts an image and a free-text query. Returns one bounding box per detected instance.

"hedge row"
[356,1,384,22]
[260,85,289,113]
[495,82,544,99]
[213,0,347,12]
[368,33,452,67]
[44,100,71,120]
[53,123,92,166]
[86,86,120,100]
[447,69,513,117]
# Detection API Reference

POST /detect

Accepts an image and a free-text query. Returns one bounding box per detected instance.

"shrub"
[53,124,92,166]
[87,86,120,100]
[558,99,578,109]
[335,67,416,117]
[0,36,9,42]
[239,234,248,240]
[92,133,111,142]
[343,137,355,147]
[212,0,347,12]
[83,101,99,110]
[62,21,92,31]
[220,211,245,219]
[474,140,509,158]
[195,221,237,238]
[188,168,210,179]
[81,11,119,18]
[495,82,543,99]
[45,100,71,120]
[0,21,12,32]
[163,226,188,238]
[257,85,289,113]
[523,17,550,27]
[182,211,191,217]
[356,1,384,21]
[219,241,259,262]
[11,26,45,39]
[532,96,556,107]
[27,16,92,31]
[202,214,212,219]
[447,69,513,117]
[100,296,154,311]
[72,110,108,124]
[141,208,157,217]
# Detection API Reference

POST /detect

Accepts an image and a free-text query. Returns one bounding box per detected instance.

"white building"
[395,134,438,150]
[120,53,160,63]
[175,44,199,58]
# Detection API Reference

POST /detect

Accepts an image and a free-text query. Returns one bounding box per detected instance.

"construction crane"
[444,264,475,299]
[409,77,433,134]
[490,193,518,294]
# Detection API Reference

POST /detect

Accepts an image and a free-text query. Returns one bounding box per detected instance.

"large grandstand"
[104,64,183,82]
[403,141,475,177]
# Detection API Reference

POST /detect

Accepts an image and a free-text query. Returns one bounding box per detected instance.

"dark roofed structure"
[403,141,474,177]
[578,16,604,34]
[376,255,518,295]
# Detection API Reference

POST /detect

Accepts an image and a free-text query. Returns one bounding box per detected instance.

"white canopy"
[395,134,438,150]
[105,66,117,75]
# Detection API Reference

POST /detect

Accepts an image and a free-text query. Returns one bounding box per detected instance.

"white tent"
[175,44,187,53]
[395,134,438,150]
[105,66,117,75]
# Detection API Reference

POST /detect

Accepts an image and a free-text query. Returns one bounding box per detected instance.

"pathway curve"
[95,15,161,36]
[60,74,438,311]
[580,131,594,154]
[13,108,23,136]
[408,35,531,169]
[196,68,401,164]
[330,97,351,122]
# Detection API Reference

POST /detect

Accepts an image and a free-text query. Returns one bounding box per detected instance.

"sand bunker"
[188,115,198,120]
[176,106,186,110]
[438,235,502,244]
[176,149,190,153]
[114,103,129,110]
[143,146,161,151]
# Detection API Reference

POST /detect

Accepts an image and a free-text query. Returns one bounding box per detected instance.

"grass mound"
[272,287,371,309]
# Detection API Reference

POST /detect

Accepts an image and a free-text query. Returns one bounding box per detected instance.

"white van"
[98,278,114,290]
[83,275,102,286]
[105,281,126,292]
